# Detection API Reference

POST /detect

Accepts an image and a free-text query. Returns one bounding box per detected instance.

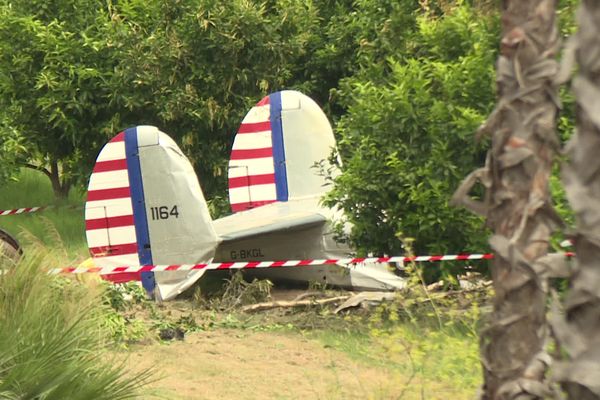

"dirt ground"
[122,329,432,400]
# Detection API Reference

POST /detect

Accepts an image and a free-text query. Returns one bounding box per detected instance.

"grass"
[311,320,481,398]
[99,275,483,399]
[108,290,483,398]
[0,169,88,261]
[0,251,152,399]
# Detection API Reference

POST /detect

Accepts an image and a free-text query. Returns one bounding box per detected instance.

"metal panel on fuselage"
[213,222,356,287]
[214,224,327,263]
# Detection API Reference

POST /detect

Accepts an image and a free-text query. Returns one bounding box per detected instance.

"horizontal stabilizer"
[218,213,326,242]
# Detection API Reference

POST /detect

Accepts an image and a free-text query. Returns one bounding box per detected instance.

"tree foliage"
[0,0,122,196]
[0,122,24,183]
[325,2,498,258]
[108,0,323,197]
[0,0,578,260]
[0,0,325,198]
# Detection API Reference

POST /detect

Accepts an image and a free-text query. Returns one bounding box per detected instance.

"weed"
[102,310,149,345]
[307,279,329,292]
[218,271,273,311]
[103,281,147,312]
[152,312,203,342]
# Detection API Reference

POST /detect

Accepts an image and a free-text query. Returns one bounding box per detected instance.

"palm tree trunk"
[452,0,560,398]
[554,2,600,398]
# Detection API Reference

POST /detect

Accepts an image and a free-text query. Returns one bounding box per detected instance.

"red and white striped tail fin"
[85,132,140,270]
[85,126,220,296]
[228,91,339,213]
[228,96,277,212]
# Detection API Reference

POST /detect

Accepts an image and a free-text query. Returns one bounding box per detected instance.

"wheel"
[0,228,21,265]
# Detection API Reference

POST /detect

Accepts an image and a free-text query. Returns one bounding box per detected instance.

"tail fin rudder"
[85,126,219,298]
[228,90,339,213]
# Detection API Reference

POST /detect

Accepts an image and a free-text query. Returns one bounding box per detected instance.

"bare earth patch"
[121,328,467,400]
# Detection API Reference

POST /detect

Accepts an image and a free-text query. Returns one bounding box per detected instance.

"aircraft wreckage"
[82,90,406,300]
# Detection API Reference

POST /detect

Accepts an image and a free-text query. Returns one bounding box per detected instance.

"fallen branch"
[333,287,492,314]
[291,291,337,302]
[242,295,350,313]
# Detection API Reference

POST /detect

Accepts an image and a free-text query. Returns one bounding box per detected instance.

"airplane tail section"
[85,126,219,299]
[228,90,339,212]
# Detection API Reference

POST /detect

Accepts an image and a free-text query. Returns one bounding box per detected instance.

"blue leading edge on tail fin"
[124,127,155,295]
[269,91,289,203]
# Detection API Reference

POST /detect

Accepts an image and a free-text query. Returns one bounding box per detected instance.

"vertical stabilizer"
[85,126,219,299]
[228,90,339,212]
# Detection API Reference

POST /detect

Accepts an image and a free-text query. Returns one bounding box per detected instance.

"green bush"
[0,251,151,399]
[326,3,498,261]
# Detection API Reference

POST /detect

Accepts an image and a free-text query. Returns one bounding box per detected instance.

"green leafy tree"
[290,0,419,114]
[0,121,25,183]
[0,1,126,198]
[109,0,323,199]
[324,2,498,262]
[0,0,328,201]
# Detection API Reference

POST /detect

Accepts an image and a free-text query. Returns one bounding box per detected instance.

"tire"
[0,229,21,265]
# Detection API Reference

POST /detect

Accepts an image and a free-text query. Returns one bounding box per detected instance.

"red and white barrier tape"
[0,206,49,216]
[51,253,499,275]
[0,205,82,216]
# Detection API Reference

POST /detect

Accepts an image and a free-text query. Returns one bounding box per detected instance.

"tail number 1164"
[149,205,179,220]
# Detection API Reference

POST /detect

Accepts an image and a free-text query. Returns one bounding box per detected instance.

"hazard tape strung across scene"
[0,203,574,275]
[52,253,496,276]
[49,251,577,276]
[0,205,82,216]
